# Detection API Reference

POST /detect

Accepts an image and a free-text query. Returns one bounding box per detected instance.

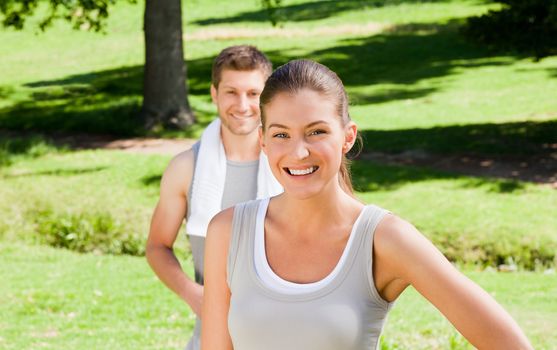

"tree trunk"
[141,0,195,130]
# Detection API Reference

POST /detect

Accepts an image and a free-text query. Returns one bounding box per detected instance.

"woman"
[201,59,533,350]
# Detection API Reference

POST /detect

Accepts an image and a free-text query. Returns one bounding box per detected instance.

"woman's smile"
[284,166,319,176]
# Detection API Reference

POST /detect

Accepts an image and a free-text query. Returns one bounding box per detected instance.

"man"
[146,45,282,350]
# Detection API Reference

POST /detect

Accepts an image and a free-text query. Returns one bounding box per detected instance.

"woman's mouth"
[285,166,318,176]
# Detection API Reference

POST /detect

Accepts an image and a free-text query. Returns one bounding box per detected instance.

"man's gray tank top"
[184,142,259,350]
[187,141,259,285]
[227,199,393,350]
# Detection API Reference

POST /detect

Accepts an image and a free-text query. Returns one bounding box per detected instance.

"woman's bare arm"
[375,215,533,350]
[201,208,235,350]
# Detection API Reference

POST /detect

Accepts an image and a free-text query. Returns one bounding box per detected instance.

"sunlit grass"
[1,242,555,350]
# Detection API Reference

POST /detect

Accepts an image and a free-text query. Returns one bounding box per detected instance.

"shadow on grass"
[0,133,68,167]
[359,119,557,155]
[141,174,162,187]
[309,22,516,89]
[1,66,146,136]
[351,160,527,193]
[193,0,451,25]
[2,166,108,178]
[0,133,60,154]
[0,22,533,147]
[0,86,16,100]
[0,61,214,138]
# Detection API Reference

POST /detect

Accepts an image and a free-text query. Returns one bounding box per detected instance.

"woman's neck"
[269,182,363,239]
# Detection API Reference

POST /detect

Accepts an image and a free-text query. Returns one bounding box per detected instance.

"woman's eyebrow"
[268,120,329,130]
[268,123,289,129]
[306,120,329,128]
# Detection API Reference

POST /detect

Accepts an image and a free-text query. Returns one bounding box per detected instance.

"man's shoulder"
[170,146,196,170]
[161,145,197,194]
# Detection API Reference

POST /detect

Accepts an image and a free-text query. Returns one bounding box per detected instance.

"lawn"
[1,0,556,138]
[1,147,555,267]
[1,242,556,350]
[0,0,556,348]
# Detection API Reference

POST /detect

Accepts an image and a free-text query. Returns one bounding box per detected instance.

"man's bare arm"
[146,149,204,317]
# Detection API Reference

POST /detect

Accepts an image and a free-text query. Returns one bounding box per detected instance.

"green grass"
[1,242,555,350]
[0,146,171,252]
[1,0,556,141]
[0,242,194,350]
[382,270,557,349]
[1,147,555,267]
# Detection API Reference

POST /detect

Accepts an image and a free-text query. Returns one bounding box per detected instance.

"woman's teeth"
[288,166,317,176]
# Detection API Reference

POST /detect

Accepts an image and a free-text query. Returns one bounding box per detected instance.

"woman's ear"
[343,121,358,154]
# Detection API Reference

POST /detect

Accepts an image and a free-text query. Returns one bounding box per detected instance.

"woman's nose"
[293,139,310,159]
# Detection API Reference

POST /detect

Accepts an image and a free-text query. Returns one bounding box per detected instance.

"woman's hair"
[260,59,361,194]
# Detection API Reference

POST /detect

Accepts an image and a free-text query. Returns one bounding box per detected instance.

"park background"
[1,0,556,349]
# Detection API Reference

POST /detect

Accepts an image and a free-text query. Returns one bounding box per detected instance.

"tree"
[1,0,196,129]
[1,0,284,130]
[142,0,195,129]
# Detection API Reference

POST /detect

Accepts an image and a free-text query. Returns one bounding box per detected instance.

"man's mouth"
[231,113,254,119]
[285,166,318,176]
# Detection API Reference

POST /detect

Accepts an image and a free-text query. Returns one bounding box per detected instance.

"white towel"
[186,118,283,237]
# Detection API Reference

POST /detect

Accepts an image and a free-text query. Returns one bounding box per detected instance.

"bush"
[0,135,62,166]
[463,0,557,59]
[0,148,11,167]
[33,209,145,256]
[432,230,556,270]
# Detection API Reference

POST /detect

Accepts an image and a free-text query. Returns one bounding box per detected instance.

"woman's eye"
[273,133,288,138]
[310,129,326,136]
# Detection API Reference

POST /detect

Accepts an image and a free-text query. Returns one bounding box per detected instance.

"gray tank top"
[187,141,259,284]
[227,199,392,350]
[184,142,261,350]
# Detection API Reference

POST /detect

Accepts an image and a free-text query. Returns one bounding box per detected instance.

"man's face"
[211,69,267,136]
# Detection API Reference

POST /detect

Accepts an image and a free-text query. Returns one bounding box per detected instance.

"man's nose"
[237,94,249,112]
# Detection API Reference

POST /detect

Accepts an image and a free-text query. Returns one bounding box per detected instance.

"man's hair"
[211,45,273,88]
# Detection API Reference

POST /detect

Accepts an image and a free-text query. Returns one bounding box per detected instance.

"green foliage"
[463,0,557,59]
[260,0,284,26]
[33,208,144,255]
[0,134,63,166]
[434,231,556,271]
[0,0,136,31]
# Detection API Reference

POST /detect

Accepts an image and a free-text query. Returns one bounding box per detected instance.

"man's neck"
[220,127,261,162]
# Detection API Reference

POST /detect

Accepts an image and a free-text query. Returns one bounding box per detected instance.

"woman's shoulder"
[206,199,262,246]
[206,207,235,249]
[374,213,422,255]
[209,206,235,228]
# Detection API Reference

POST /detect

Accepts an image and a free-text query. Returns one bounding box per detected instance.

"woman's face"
[260,88,356,200]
